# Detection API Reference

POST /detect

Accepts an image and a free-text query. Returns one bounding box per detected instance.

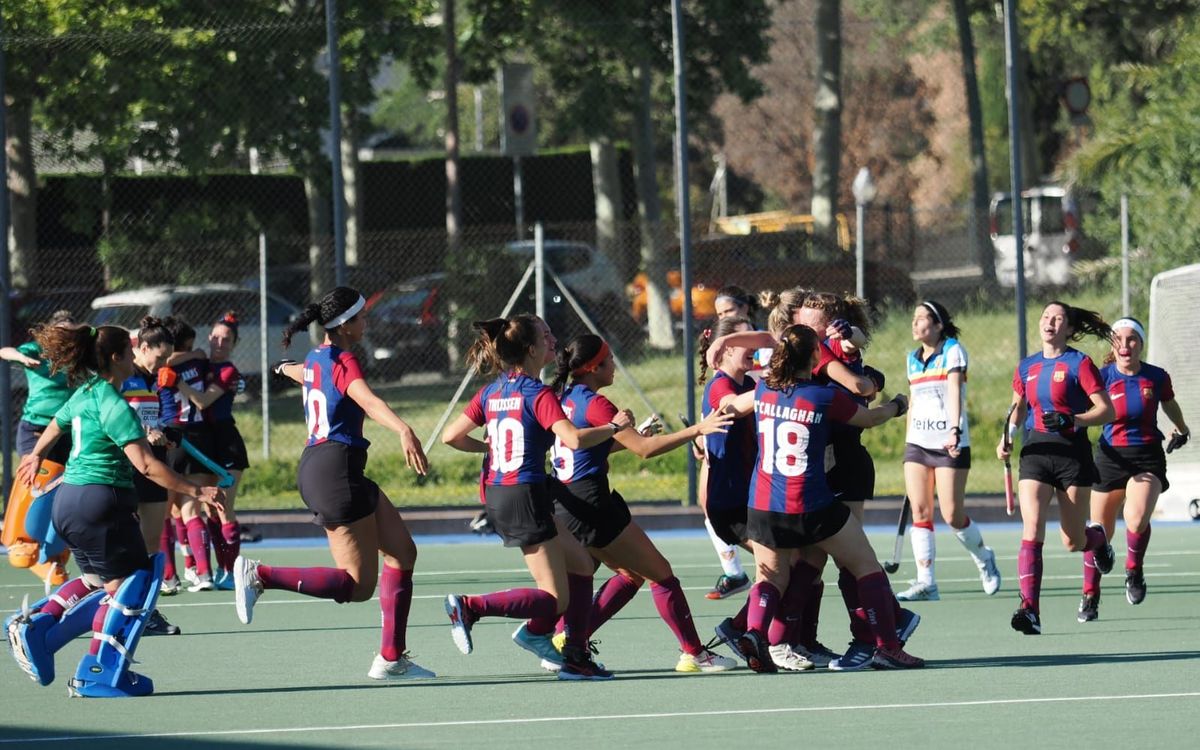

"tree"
[953,0,996,286]
[811,0,842,239]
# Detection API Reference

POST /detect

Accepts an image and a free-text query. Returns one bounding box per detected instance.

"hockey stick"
[1003,402,1019,516]
[883,496,911,574]
[181,438,235,489]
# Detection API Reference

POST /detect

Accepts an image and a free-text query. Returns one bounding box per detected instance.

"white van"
[90,284,310,379]
[990,186,1081,288]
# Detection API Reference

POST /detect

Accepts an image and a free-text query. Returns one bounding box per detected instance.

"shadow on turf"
[0,732,318,749]
[932,650,1200,670]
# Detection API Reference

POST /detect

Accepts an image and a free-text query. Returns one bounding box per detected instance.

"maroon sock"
[206,516,228,572]
[1126,526,1151,570]
[1082,550,1101,596]
[562,574,595,649]
[1083,524,1108,552]
[174,517,194,569]
[586,573,643,636]
[464,589,558,622]
[221,522,241,570]
[731,602,749,632]
[379,566,412,661]
[184,518,212,576]
[650,577,702,655]
[745,581,780,637]
[837,566,872,643]
[40,578,97,619]
[797,580,824,648]
[257,564,355,602]
[1018,540,1044,613]
[161,519,177,579]
[88,603,109,656]
[857,571,899,649]
[768,561,820,646]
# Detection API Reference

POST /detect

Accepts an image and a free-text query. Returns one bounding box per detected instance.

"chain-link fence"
[4,9,1133,510]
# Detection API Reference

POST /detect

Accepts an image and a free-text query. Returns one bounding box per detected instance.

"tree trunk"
[633,60,674,350]
[340,110,361,268]
[444,0,462,260]
[590,136,623,274]
[953,0,996,286]
[5,101,36,289]
[811,0,842,239]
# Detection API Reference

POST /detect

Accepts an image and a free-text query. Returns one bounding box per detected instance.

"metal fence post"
[259,232,270,460]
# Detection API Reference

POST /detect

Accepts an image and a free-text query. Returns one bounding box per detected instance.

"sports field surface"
[2,524,1198,749]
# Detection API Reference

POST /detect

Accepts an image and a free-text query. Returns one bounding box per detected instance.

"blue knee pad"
[69,554,163,698]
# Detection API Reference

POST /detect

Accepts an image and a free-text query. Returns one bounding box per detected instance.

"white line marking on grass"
[4,692,1200,744]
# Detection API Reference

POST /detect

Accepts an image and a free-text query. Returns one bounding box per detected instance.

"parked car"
[9,286,102,343]
[990,186,1081,288]
[360,273,449,377]
[89,284,310,379]
[628,230,915,322]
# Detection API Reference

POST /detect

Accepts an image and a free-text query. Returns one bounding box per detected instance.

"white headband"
[323,295,366,329]
[1111,317,1146,342]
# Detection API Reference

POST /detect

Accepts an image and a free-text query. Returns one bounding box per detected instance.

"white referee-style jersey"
[906,337,969,450]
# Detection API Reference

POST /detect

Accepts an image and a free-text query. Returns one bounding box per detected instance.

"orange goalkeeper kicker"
[2,459,66,563]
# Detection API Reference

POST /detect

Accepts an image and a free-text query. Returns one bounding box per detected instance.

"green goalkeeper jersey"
[54,375,145,488]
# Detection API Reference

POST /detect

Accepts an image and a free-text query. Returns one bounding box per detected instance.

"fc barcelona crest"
[1143,387,1154,400]
[1053,370,1066,383]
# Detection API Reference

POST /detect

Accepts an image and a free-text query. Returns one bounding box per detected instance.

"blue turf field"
[2,524,1198,749]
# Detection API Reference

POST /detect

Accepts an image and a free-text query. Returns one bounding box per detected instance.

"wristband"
[608,421,622,434]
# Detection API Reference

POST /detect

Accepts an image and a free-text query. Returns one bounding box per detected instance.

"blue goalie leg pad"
[44,588,105,654]
[68,554,163,695]
[5,586,103,686]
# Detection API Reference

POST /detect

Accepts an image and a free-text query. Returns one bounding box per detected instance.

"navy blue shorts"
[297,441,380,526]
[51,483,150,582]
[16,420,72,464]
[553,475,632,549]
[483,481,558,548]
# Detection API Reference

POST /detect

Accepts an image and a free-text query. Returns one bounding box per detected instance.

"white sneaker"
[367,653,436,680]
[160,575,181,596]
[896,581,940,601]
[233,556,263,624]
[187,573,215,593]
[182,566,201,588]
[977,547,1002,596]
[769,643,815,672]
[676,648,738,673]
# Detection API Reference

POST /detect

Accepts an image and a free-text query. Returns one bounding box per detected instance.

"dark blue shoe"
[1011,605,1041,635]
[829,641,875,672]
[896,608,921,646]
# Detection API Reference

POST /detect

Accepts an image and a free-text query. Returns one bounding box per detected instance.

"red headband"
[572,341,611,376]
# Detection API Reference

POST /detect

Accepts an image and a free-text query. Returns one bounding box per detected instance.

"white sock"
[911,524,936,586]
[705,517,744,577]
[954,519,988,565]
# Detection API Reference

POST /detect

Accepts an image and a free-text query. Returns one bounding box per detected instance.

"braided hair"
[281,287,363,348]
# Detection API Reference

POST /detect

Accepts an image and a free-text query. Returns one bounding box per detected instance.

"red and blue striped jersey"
[465,373,567,486]
[750,381,858,514]
[205,360,241,423]
[159,357,208,428]
[302,345,367,448]
[1012,348,1103,443]
[551,383,617,483]
[702,371,757,510]
[1100,363,1174,447]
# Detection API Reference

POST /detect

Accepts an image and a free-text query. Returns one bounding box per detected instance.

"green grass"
[2,525,1198,748]
[226,284,1125,509]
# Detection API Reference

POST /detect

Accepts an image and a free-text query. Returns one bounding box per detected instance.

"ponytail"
[551,334,607,394]
[697,315,752,384]
[1049,300,1112,343]
[282,287,365,348]
[34,324,131,386]
[282,303,321,349]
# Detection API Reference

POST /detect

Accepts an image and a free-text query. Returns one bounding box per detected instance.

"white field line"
[3,692,1199,744]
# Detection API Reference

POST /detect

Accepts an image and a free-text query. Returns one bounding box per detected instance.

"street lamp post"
[852,167,877,299]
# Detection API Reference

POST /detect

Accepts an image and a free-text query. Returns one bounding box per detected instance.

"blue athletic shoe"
[512,623,563,671]
[829,641,875,672]
[709,617,742,656]
[896,607,921,646]
[213,569,236,591]
[6,612,56,686]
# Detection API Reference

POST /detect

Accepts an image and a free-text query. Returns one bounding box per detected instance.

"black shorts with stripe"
[483,481,558,548]
[1093,441,1169,492]
[746,503,851,549]
[552,475,633,549]
[297,441,381,526]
